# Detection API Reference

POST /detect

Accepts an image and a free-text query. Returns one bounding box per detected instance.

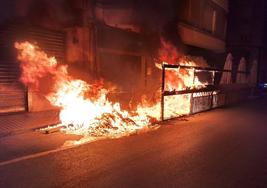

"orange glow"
[15,42,156,138]
[156,40,208,91]
[154,40,208,118]
[15,41,207,143]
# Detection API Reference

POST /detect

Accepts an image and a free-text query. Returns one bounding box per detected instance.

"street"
[1,98,267,188]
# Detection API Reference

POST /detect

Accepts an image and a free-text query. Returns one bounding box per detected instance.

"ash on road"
[1,98,267,188]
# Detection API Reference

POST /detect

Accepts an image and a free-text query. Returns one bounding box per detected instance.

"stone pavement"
[0,110,60,138]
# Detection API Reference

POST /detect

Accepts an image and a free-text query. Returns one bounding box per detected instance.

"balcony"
[178,23,226,53]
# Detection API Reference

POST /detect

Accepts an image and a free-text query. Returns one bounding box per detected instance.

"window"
[203,3,214,32]
[215,10,227,39]
[212,10,217,33]
[178,0,190,22]
[189,0,203,27]
[177,0,227,39]
[203,1,227,39]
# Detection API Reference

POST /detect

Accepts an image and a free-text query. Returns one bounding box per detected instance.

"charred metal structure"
[160,63,250,121]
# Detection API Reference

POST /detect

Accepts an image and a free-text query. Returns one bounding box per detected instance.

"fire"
[154,40,208,118]
[157,40,208,91]
[15,41,207,143]
[156,60,206,91]
[15,42,154,139]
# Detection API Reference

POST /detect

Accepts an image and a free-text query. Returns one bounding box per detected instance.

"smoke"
[0,0,16,24]
[133,0,184,54]
[95,0,184,55]
[133,0,176,31]
[93,0,186,106]
[1,0,183,49]
[0,0,76,28]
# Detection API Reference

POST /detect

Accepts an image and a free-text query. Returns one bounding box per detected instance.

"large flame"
[15,41,207,143]
[157,39,208,91]
[15,42,154,138]
[155,40,208,118]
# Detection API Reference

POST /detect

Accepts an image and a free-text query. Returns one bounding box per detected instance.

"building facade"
[178,0,228,53]
[227,0,267,83]
[0,0,230,113]
[176,0,228,68]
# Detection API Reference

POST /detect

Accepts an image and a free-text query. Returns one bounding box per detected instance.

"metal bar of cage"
[160,64,248,121]
[163,64,248,74]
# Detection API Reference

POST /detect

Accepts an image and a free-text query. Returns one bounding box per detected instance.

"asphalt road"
[1,98,267,188]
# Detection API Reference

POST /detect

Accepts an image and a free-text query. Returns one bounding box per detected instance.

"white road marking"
[0,145,76,167]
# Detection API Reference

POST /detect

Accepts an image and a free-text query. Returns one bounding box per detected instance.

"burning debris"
[15,42,158,138]
[15,41,208,144]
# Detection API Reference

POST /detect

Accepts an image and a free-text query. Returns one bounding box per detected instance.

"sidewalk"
[1,98,267,188]
[0,98,262,164]
[0,110,81,163]
[0,110,60,138]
